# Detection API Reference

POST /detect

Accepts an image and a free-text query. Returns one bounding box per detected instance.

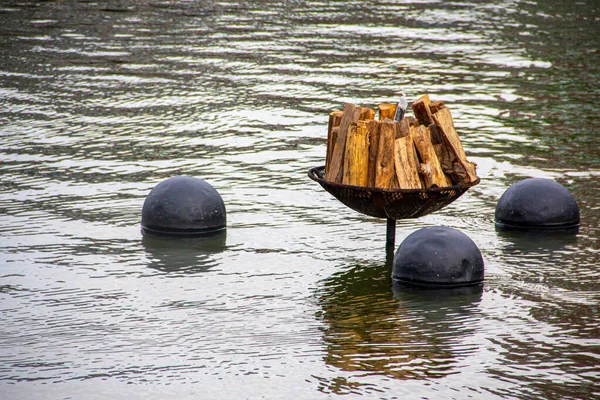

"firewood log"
[395,118,410,139]
[366,120,381,187]
[407,116,419,127]
[429,101,446,114]
[375,119,398,189]
[326,111,343,175]
[378,103,397,121]
[326,104,362,182]
[394,135,423,189]
[431,107,477,183]
[342,122,370,186]
[360,107,376,120]
[433,143,455,183]
[411,94,434,126]
[429,123,443,145]
[411,125,453,188]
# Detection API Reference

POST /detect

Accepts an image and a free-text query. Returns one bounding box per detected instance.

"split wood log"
[395,118,410,139]
[325,103,362,182]
[411,125,453,188]
[342,122,370,186]
[365,120,381,187]
[326,110,343,175]
[433,143,455,181]
[360,107,376,120]
[429,123,443,145]
[407,116,419,127]
[411,94,434,126]
[394,135,423,189]
[432,107,478,183]
[429,101,446,114]
[324,97,476,190]
[378,103,397,121]
[375,119,398,189]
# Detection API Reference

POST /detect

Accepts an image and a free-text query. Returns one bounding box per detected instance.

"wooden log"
[411,94,434,126]
[430,101,446,114]
[394,135,422,189]
[378,103,397,121]
[432,107,478,183]
[325,103,362,182]
[433,143,455,182]
[342,122,370,186]
[375,119,398,189]
[360,107,375,120]
[366,120,381,187]
[326,110,343,175]
[410,125,453,188]
[407,116,419,127]
[395,118,410,139]
[429,123,443,145]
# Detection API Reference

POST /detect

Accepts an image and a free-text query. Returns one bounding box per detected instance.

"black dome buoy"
[495,178,579,231]
[392,227,484,288]
[141,176,226,237]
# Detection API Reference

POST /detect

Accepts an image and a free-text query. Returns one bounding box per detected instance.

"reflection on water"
[316,263,483,394]
[0,0,598,398]
[496,228,578,253]
[142,232,227,274]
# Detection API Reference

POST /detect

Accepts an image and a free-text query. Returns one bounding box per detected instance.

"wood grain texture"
[394,135,423,189]
[429,101,446,114]
[395,118,410,139]
[378,103,397,121]
[360,107,375,120]
[432,107,478,183]
[366,120,381,187]
[411,94,434,126]
[326,103,362,182]
[325,110,343,175]
[375,119,398,189]
[342,122,370,186]
[411,125,453,188]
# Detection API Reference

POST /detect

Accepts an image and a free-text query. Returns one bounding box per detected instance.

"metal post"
[386,218,396,252]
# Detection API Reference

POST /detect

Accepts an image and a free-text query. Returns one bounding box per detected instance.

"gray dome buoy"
[495,178,579,231]
[141,176,226,237]
[392,227,484,288]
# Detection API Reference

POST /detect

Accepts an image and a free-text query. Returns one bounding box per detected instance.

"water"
[1,0,598,398]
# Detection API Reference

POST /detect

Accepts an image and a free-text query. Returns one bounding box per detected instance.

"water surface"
[1,1,599,399]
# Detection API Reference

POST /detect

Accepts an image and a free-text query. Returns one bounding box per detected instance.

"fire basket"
[308,165,480,254]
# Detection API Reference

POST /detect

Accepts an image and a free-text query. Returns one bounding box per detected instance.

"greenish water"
[1,1,598,399]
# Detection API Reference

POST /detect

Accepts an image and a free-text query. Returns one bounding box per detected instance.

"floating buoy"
[495,178,579,231]
[392,226,484,288]
[141,176,226,237]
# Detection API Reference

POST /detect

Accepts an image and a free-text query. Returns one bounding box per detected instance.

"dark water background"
[1,1,598,399]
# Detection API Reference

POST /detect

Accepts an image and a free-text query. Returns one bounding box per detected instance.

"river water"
[1,1,598,399]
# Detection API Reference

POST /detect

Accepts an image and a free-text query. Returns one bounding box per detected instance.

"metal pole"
[386,218,396,253]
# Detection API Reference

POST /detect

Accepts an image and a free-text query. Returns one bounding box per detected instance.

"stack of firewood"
[324,94,477,189]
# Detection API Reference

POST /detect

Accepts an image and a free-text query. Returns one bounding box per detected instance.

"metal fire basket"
[307,165,480,253]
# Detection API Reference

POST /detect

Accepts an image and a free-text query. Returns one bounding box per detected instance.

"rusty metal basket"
[308,165,480,255]
[308,166,480,220]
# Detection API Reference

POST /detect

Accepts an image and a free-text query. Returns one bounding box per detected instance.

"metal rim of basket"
[307,166,480,194]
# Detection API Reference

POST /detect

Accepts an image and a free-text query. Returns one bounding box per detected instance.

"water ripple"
[0,0,598,398]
